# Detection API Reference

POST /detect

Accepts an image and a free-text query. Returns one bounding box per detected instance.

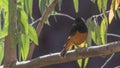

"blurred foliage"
[0,0,38,62]
[0,0,120,67]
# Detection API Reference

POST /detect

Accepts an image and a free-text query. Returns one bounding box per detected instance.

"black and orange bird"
[60,17,88,57]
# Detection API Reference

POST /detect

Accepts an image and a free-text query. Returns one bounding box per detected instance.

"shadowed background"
[32,0,120,68]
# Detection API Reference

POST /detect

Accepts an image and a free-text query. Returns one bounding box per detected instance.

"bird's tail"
[60,40,72,57]
[60,48,67,57]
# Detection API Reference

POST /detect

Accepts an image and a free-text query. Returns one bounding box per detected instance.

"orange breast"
[70,31,88,45]
[65,31,88,50]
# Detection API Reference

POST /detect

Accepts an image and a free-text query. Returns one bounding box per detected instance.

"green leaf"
[18,33,22,61]
[0,13,8,39]
[100,15,108,44]
[77,58,89,68]
[84,58,89,68]
[95,26,102,45]
[97,0,102,12]
[0,0,8,11]
[86,18,95,44]
[0,39,4,65]
[90,0,96,3]
[19,9,29,34]
[24,0,33,17]
[77,59,82,67]
[28,25,38,45]
[97,0,108,12]
[86,29,91,46]
[73,0,79,13]
[117,9,120,19]
[39,0,47,14]
[58,0,62,11]
[21,34,29,60]
[86,18,102,45]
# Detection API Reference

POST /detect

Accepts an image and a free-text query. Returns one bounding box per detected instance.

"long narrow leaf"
[100,15,108,44]
[84,58,89,68]
[24,0,33,17]
[77,59,82,67]
[73,0,79,13]
[21,34,29,60]
[28,25,38,45]
[39,0,47,14]
[20,10,29,34]
[0,39,4,65]
[0,13,8,39]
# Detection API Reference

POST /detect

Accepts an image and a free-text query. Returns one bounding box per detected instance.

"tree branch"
[27,0,59,59]
[4,0,17,68]
[4,41,119,68]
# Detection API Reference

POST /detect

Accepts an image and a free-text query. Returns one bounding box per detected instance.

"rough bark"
[5,41,120,68]
[27,0,59,60]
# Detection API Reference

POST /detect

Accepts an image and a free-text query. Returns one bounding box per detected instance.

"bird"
[60,17,88,57]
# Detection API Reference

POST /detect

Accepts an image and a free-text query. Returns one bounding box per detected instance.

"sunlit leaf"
[28,25,38,45]
[21,34,29,60]
[109,0,120,24]
[0,13,8,39]
[0,0,8,11]
[73,0,79,13]
[84,58,89,68]
[109,9,114,24]
[77,58,89,68]
[115,0,120,10]
[0,39,4,65]
[24,0,33,17]
[100,15,108,44]
[97,0,102,12]
[100,19,106,44]
[77,59,82,67]
[19,9,29,34]
[97,0,108,12]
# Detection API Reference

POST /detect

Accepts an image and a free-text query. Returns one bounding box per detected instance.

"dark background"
[32,0,120,68]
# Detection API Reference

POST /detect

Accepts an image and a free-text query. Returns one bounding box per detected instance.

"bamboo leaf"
[73,0,79,13]
[84,58,89,68]
[0,13,8,39]
[108,0,120,24]
[117,9,120,19]
[28,25,38,45]
[18,33,22,61]
[100,15,108,44]
[24,0,33,17]
[39,0,47,14]
[20,10,29,34]
[95,26,102,45]
[86,29,92,46]
[77,58,89,68]
[97,0,108,12]
[21,34,29,60]
[77,59,82,67]
[0,0,8,11]
[58,0,62,11]
[86,18,101,45]
[97,0,102,12]
[0,39,4,65]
